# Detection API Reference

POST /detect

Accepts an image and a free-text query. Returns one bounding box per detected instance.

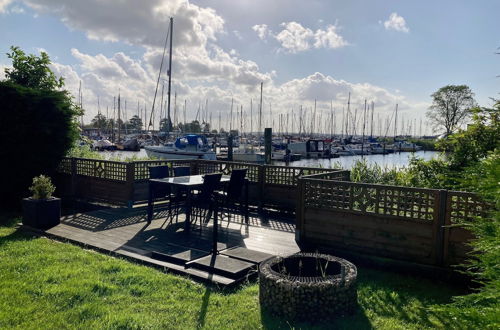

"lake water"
[274,150,440,169]
[101,149,440,170]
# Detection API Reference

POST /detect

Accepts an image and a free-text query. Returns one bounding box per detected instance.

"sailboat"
[232,82,265,163]
[143,17,216,160]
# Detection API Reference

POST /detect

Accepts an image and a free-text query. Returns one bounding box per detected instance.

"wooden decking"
[32,205,299,286]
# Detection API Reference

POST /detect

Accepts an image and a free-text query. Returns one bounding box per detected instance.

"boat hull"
[145,146,216,160]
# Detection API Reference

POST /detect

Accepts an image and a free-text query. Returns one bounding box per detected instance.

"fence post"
[433,189,448,265]
[295,178,305,243]
[126,162,135,208]
[258,164,265,212]
[70,157,77,199]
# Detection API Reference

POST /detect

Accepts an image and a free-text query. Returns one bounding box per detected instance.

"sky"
[0,0,499,135]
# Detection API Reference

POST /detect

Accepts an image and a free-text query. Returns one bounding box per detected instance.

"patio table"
[147,174,249,254]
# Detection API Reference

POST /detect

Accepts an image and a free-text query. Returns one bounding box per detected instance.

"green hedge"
[0,81,79,207]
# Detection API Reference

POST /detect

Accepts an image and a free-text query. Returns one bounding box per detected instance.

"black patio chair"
[216,168,248,224]
[189,173,222,228]
[148,165,174,222]
[173,166,191,177]
[171,166,191,222]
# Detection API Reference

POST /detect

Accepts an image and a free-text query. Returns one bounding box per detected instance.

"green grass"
[0,213,469,329]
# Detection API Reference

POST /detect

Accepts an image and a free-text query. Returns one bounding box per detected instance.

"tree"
[0,46,79,207]
[4,46,64,90]
[438,101,500,168]
[91,114,107,129]
[427,85,476,136]
[128,115,143,131]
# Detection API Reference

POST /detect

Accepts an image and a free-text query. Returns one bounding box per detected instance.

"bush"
[0,81,79,207]
[432,152,500,328]
[29,175,56,199]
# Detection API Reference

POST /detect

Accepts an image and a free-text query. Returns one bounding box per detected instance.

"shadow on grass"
[197,288,212,328]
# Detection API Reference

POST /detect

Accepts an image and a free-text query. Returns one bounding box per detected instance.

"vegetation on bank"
[0,213,468,329]
[348,101,499,328]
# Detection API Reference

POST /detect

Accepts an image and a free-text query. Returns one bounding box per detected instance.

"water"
[274,150,440,169]
[100,149,440,170]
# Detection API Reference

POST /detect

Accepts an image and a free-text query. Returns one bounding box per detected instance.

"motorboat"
[145,134,216,160]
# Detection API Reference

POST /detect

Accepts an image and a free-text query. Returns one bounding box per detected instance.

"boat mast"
[394,103,398,140]
[166,17,173,133]
[259,82,263,135]
[370,101,374,138]
[117,92,121,143]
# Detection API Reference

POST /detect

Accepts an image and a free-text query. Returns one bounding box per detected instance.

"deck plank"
[37,205,300,286]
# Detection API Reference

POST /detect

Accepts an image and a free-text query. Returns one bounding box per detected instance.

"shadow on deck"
[30,205,300,286]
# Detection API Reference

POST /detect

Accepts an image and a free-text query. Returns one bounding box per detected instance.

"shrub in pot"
[22,175,61,229]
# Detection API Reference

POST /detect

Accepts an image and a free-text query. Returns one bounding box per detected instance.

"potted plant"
[22,175,61,229]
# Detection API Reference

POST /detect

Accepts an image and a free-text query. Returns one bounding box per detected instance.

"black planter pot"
[22,197,61,229]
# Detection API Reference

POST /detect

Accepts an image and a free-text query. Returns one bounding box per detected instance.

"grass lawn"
[0,212,469,329]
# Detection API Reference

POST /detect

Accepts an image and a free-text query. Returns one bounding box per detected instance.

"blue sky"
[0,0,498,134]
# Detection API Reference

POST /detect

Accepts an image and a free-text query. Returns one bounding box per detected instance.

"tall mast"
[394,103,398,139]
[117,93,121,142]
[166,17,173,133]
[346,93,351,137]
[259,82,263,134]
[250,98,253,135]
[230,98,233,132]
[173,91,177,130]
[361,99,367,154]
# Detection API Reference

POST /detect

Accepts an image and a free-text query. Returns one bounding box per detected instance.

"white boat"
[232,143,265,163]
[145,134,216,160]
[396,141,422,152]
[370,143,389,155]
[93,139,116,151]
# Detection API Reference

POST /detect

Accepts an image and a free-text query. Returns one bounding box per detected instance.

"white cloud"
[383,12,409,33]
[0,0,13,13]
[254,21,348,53]
[232,30,242,40]
[10,0,426,130]
[252,24,269,40]
[275,22,314,53]
[21,0,224,48]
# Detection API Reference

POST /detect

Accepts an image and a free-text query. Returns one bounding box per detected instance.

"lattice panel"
[303,179,437,221]
[448,191,489,223]
[265,166,344,186]
[76,159,127,181]
[57,158,72,174]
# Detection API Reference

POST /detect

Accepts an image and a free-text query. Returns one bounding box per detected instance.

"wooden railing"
[55,156,490,269]
[296,175,489,267]
[55,157,348,209]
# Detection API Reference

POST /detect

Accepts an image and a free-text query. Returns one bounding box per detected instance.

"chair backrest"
[227,168,247,201]
[173,166,191,177]
[199,173,222,201]
[149,165,170,179]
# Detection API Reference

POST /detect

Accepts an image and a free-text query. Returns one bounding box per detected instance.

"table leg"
[212,203,218,254]
[245,180,249,224]
[147,181,154,223]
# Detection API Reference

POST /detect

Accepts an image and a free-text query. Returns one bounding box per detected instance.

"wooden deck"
[31,205,300,286]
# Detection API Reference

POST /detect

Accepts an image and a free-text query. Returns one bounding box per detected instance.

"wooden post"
[433,189,448,265]
[295,178,305,243]
[258,164,264,212]
[264,128,272,164]
[227,134,233,161]
[126,162,135,208]
[71,157,77,198]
